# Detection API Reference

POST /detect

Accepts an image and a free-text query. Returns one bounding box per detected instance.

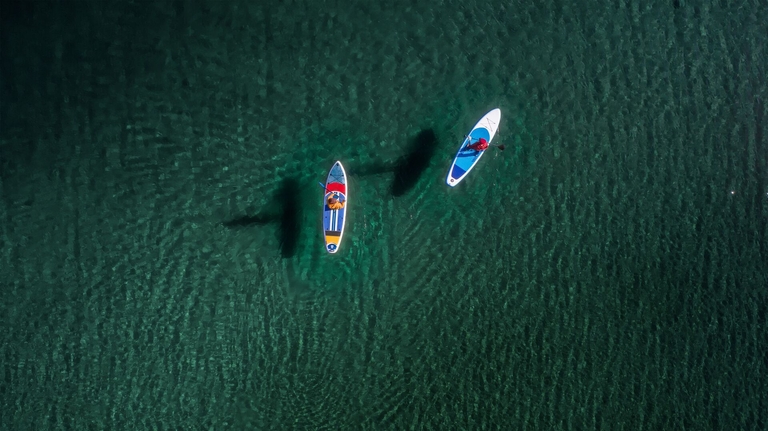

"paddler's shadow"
[353,129,439,197]
[391,129,438,197]
[222,177,302,258]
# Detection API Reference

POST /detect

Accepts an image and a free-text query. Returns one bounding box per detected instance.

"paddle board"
[323,161,348,253]
[446,108,501,187]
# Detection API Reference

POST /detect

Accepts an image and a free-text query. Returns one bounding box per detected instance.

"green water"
[2,0,767,429]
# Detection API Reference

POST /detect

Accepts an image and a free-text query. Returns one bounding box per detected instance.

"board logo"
[327,244,337,252]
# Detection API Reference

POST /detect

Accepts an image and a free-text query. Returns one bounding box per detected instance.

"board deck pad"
[446,108,501,187]
[323,161,347,253]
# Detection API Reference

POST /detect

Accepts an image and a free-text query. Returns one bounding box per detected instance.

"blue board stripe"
[323,192,346,233]
[454,128,492,173]
[451,164,467,179]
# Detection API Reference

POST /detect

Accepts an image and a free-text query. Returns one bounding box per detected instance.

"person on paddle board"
[465,137,489,152]
[327,194,345,210]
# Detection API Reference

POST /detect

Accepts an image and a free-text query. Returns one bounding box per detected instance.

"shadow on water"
[351,129,439,197]
[277,178,301,258]
[222,177,302,259]
[391,129,439,197]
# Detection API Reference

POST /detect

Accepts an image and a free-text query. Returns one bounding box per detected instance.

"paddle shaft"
[318,182,342,196]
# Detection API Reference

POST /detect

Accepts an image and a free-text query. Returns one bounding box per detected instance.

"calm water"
[2,0,767,429]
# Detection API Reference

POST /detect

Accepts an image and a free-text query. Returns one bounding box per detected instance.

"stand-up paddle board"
[323,161,348,253]
[446,108,501,187]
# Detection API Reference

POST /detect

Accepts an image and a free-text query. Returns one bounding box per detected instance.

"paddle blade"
[497,144,505,150]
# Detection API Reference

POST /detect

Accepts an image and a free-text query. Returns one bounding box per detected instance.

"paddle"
[491,122,506,150]
[318,182,341,198]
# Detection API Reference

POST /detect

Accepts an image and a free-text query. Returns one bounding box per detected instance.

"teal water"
[2,0,767,429]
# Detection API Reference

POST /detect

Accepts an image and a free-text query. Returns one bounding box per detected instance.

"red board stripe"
[326,182,346,194]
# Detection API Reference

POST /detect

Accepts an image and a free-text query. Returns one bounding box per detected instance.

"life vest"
[327,198,344,210]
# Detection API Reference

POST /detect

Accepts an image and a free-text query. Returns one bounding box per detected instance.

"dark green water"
[2,0,767,429]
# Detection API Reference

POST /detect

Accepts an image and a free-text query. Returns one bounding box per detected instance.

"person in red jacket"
[465,137,489,152]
